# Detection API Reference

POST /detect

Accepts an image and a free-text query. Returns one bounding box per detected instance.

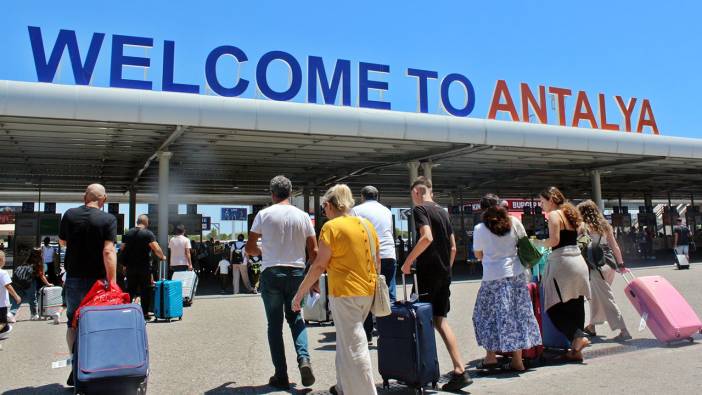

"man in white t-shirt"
[246,175,318,390]
[168,224,192,278]
[351,186,398,343]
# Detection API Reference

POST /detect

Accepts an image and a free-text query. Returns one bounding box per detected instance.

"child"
[214,258,231,294]
[1,251,22,339]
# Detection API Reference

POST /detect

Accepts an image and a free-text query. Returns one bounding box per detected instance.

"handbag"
[359,219,391,317]
[587,233,617,270]
[515,222,542,269]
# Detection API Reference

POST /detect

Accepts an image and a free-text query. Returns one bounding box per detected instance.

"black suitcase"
[376,271,439,393]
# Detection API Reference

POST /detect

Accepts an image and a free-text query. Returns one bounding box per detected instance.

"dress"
[586,233,627,331]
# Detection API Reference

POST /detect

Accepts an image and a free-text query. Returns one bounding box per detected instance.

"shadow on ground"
[2,383,67,394]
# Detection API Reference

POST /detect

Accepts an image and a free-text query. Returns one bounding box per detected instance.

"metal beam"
[129,125,187,190]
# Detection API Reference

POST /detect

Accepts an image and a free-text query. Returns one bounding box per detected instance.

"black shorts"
[417,275,451,317]
[0,306,7,324]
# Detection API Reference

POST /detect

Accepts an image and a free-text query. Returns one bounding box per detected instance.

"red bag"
[71,280,131,328]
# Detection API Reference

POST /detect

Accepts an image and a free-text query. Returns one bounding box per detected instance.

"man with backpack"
[231,234,254,294]
[59,184,117,388]
[673,218,693,262]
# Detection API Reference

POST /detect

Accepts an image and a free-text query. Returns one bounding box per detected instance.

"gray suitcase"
[303,274,332,324]
[38,286,63,318]
[675,253,690,270]
[172,271,198,306]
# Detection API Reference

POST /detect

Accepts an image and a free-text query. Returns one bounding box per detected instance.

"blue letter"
[406,68,438,113]
[307,56,351,106]
[256,51,302,101]
[110,35,153,90]
[28,26,104,84]
[162,40,199,94]
[359,62,390,110]
[440,73,475,117]
[204,45,249,97]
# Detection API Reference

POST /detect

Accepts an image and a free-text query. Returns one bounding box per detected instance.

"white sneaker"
[6,313,16,323]
[0,324,12,339]
[30,314,40,321]
[52,313,61,325]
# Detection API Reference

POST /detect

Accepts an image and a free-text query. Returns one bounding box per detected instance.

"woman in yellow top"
[292,184,380,395]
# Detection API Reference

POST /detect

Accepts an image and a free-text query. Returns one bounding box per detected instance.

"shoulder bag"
[515,221,542,269]
[359,218,391,317]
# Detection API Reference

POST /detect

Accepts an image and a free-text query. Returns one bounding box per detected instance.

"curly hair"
[540,186,582,229]
[480,194,511,236]
[577,200,611,235]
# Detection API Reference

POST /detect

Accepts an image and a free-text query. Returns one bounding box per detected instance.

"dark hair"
[540,186,582,228]
[43,237,50,244]
[270,175,292,200]
[411,176,432,193]
[481,194,512,236]
[360,185,379,201]
[237,234,245,241]
[175,224,186,235]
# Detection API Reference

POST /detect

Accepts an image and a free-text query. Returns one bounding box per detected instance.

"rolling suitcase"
[154,260,183,322]
[622,270,702,343]
[675,253,690,270]
[540,285,571,350]
[377,271,439,393]
[302,273,332,324]
[73,303,148,394]
[38,285,63,319]
[172,271,198,306]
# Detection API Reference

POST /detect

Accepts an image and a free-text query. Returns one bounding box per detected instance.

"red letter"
[572,91,598,128]
[636,99,659,134]
[521,83,547,124]
[548,86,572,126]
[488,80,519,121]
[598,93,619,131]
[615,96,637,132]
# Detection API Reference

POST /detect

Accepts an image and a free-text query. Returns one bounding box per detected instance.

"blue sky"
[1,2,700,227]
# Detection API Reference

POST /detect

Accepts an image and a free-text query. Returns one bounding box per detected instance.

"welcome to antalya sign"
[26,26,659,134]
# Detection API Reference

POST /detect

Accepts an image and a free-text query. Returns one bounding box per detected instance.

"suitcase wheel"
[432,381,437,389]
[382,379,389,389]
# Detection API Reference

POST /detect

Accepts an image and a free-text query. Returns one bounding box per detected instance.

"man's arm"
[674,232,679,249]
[449,233,457,267]
[149,241,166,260]
[306,235,318,264]
[402,225,433,274]
[246,232,262,257]
[185,248,192,270]
[103,240,117,284]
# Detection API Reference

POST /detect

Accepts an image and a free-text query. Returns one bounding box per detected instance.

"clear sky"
[1,2,700,230]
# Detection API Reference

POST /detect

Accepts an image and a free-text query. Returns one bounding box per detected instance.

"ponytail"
[561,202,582,229]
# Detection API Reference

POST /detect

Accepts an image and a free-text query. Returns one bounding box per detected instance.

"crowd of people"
[0,178,651,394]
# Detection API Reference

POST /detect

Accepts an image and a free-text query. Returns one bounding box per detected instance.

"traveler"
[168,224,193,277]
[673,217,692,261]
[401,176,472,391]
[214,257,230,293]
[351,185,397,343]
[577,200,631,341]
[1,251,22,339]
[9,248,54,322]
[246,175,318,389]
[292,184,380,395]
[121,214,166,319]
[472,194,542,372]
[59,184,118,387]
[231,234,254,294]
[41,237,59,285]
[537,186,591,361]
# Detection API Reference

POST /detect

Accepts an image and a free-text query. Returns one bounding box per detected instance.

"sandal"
[476,360,500,371]
[613,332,632,342]
[583,326,597,337]
[499,360,526,372]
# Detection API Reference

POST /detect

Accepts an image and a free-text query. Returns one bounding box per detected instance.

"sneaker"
[268,375,290,390]
[6,312,16,323]
[442,371,473,392]
[52,313,61,325]
[30,314,40,321]
[329,385,339,395]
[0,324,12,339]
[298,358,315,387]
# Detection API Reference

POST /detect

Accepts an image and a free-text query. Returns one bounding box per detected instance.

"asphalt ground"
[1,261,701,394]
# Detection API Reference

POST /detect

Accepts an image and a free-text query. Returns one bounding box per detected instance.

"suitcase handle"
[401,266,418,302]
[620,268,635,284]
[159,260,168,281]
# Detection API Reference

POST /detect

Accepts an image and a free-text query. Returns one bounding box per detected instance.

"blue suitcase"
[154,280,183,321]
[540,285,571,349]
[377,273,440,392]
[73,304,148,394]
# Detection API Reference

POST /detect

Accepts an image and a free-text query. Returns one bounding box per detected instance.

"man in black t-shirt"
[58,184,117,388]
[122,214,166,318]
[673,218,692,260]
[401,176,471,391]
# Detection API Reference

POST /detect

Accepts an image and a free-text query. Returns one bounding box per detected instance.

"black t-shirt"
[674,225,691,245]
[59,205,117,279]
[123,227,156,274]
[413,202,454,279]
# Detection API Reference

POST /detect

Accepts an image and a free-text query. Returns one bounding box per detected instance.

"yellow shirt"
[320,216,379,297]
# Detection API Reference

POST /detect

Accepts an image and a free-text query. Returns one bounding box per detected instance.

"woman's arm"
[606,228,625,267]
[292,241,332,312]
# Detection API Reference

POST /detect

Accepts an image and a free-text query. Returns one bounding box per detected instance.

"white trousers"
[329,295,377,395]
[589,265,627,331]
[232,264,252,294]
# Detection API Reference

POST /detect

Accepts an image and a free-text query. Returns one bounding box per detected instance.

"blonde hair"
[322,184,355,213]
[577,200,612,235]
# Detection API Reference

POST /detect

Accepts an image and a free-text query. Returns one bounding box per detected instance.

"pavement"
[2,261,702,394]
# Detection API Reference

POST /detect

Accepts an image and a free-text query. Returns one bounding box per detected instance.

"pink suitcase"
[622,270,702,343]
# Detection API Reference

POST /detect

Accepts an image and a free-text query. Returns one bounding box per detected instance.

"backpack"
[12,264,34,289]
[231,241,245,264]
[585,233,617,270]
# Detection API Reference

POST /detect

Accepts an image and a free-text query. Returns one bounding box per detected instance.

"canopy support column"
[158,151,172,269]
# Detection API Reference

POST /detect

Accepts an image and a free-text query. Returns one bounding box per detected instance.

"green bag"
[518,236,543,269]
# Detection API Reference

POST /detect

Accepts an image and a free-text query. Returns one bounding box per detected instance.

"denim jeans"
[64,277,97,328]
[10,280,37,317]
[364,258,397,338]
[260,266,309,378]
